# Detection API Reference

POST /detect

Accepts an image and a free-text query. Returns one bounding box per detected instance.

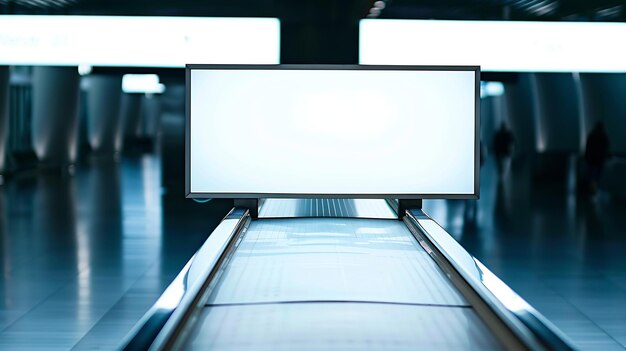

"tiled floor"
[0,153,625,350]
[424,157,626,351]
[0,156,232,350]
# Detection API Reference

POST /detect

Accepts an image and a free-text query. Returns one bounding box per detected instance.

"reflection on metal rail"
[121,202,575,351]
[404,208,575,351]
[120,207,250,351]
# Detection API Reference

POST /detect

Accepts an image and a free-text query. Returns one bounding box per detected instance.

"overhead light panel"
[122,74,165,94]
[360,19,626,72]
[0,16,280,67]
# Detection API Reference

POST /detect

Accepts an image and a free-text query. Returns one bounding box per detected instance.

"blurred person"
[492,121,515,177]
[584,121,610,194]
[480,140,487,168]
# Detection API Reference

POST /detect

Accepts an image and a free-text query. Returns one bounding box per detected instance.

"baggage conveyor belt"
[121,200,576,351]
[183,217,498,350]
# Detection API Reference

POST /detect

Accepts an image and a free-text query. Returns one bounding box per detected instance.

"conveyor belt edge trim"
[119,207,250,351]
[405,208,576,351]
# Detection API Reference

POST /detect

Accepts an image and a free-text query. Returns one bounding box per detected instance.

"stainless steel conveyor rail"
[120,199,575,351]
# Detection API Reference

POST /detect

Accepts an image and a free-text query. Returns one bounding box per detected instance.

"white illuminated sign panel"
[188,67,478,198]
[359,19,626,72]
[0,16,280,66]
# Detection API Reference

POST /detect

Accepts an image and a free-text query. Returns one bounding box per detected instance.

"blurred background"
[1,1,626,350]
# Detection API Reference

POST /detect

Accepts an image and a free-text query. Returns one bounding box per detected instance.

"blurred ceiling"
[0,0,624,21]
[382,0,625,21]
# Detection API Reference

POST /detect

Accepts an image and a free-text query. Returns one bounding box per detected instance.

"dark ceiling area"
[382,0,625,21]
[1,0,625,21]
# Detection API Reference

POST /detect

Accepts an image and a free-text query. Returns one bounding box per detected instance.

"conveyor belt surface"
[184,303,501,351]
[180,217,504,350]
[258,198,397,219]
[208,218,465,305]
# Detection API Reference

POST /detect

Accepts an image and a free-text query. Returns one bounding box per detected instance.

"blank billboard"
[187,65,479,198]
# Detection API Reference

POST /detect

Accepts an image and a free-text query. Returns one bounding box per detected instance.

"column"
[86,74,123,155]
[121,93,143,142]
[503,73,537,155]
[0,67,9,175]
[31,66,81,168]
[531,73,581,153]
[140,94,162,140]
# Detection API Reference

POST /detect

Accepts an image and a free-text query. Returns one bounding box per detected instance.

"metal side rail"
[404,208,576,351]
[119,208,251,351]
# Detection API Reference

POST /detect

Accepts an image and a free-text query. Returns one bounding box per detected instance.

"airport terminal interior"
[1,1,626,350]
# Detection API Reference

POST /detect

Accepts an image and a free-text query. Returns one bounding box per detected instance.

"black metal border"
[185,64,480,200]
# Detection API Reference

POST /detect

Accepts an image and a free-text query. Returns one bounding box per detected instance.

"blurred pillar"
[141,94,162,139]
[504,74,537,155]
[86,75,123,154]
[480,96,495,151]
[159,84,185,193]
[31,66,81,167]
[0,67,9,175]
[121,93,142,141]
[531,73,581,153]
[578,73,626,154]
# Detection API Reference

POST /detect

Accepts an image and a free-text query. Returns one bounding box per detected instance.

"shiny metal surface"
[121,207,250,350]
[183,303,502,351]
[208,217,466,306]
[258,198,397,219]
[406,209,575,351]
